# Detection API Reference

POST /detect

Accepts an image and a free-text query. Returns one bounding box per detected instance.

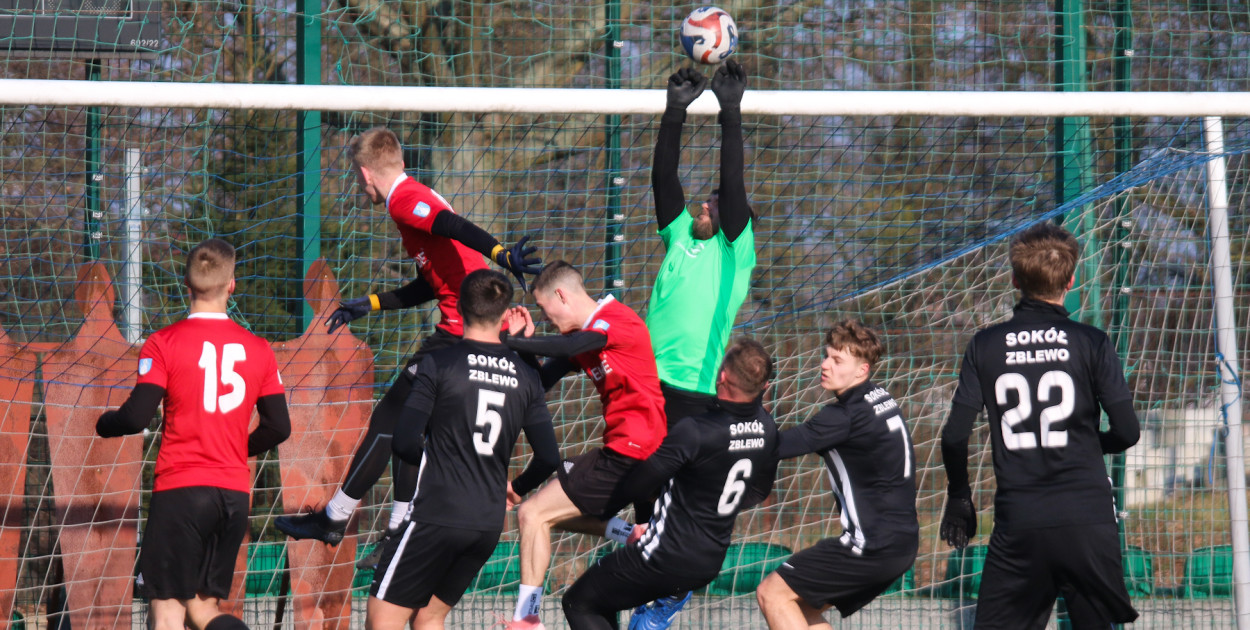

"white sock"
[324,489,359,522]
[605,517,634,544]
[514,584,543,620]
[388,501,411,530]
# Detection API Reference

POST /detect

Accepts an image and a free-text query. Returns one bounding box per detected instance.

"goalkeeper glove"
[491,235,542,293]
[939,492,977,549]
[711,59,747,112]
[666,67,708,110]
[325,296,375,333]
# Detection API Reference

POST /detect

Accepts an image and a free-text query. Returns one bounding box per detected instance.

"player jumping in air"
[561,338,778,630]
[631,55,757,630]
[275,127,541,565]
[96,239,291,630]
[500,261,667,630]
[365,269,559,630]
[756,321,918,630]
[939,222,1140,629]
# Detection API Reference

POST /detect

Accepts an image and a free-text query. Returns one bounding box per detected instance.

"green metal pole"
[604,0,624,293]
[1054,0,1098,325]
[297,0,322,330]
[85,59,103,261]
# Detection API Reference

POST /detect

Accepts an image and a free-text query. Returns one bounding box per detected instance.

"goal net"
[1,2,1248,629]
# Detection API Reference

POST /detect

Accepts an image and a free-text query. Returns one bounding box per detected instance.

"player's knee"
[756,572,787,607]
[516,499,546,531]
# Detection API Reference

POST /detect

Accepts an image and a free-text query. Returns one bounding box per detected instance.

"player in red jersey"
[500,261,667,630]
[275,127,541,560]
[96,239,290,630]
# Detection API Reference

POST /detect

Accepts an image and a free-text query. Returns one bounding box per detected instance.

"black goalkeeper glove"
[325,296,374,333]
[666,67,708,110]
[711,59,747,113]
[491,235,542,293]
[940,493,977,549]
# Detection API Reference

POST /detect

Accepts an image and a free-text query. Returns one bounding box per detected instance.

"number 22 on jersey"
[995,371,1074,450]
[198,341,247,414]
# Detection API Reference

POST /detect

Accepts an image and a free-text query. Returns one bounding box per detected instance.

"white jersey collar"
[582,294,617,330]
[384,172,410,209]
[188,312,230,320]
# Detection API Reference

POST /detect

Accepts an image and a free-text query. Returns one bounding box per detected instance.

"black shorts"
[660,382,715,428]
[562,546,717,621]
[556,447,641,520]
[776,538,915,618]
[140,486,249,601]
[974,523,1137,630]
[371,521,500,609]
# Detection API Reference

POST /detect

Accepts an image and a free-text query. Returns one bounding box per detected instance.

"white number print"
[717,459,753,516]
[886,416,912,479]
[197,341,247,414]
[473,389,506,456]
[994,370,1074,450]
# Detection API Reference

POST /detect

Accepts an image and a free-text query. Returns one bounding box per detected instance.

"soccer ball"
[680,7,737,65]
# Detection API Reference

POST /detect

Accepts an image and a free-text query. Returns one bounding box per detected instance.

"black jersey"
[777,380,918,556]
[623,399,778,577]
[398,339,554,532]
[950,298,1134,529]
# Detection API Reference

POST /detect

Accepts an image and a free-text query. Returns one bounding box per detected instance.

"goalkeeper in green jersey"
[647,59,757,426]
[625,59,757,630]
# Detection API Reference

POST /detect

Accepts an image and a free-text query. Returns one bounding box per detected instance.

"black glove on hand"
[325,296,373,333]
[666,67,708,110]
[940,494,978,549]
[711,59,747,111]
[493,235,542,293]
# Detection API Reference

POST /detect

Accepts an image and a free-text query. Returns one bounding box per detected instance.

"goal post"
[3,86,1250,628]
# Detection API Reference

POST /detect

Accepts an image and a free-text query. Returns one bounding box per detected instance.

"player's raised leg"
[511,479,585,628]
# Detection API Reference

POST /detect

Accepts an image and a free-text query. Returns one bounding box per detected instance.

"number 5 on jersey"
[198,341,247,414]
[473,389,505,455]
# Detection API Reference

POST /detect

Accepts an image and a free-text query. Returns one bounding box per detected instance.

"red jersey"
[571,296,667,460]
[387,174,490,336]
[136,313,284,493]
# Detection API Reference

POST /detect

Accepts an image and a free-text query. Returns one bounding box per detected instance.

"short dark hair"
[1010,222,1080,301]
[531,260,583,295]
[721,337,774,398]
[459,269,512,326]
[184,238,235,299]
[825,320,884,370]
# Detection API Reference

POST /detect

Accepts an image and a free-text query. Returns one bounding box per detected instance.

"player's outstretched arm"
[653,68,706,230]
[602,421,697,516]
[711,59,752,243]
[247,393,291,456]
[325,276,436,333]
[505,330,607,359]
[428,211,542,292]
[95,383,164,438]
[774,405,852,459]
[939,402,980,548]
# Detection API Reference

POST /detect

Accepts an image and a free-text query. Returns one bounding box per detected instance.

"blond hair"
[185,239,235,299]
[347,127,404,172]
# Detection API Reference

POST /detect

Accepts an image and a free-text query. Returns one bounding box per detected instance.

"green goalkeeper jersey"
[645,210,756,395]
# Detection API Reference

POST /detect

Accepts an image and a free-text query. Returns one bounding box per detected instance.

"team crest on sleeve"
[138,358,153,375]
[593,320,611,332]
[414,201,432,218]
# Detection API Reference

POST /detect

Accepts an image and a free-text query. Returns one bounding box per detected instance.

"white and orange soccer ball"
[679,6,738,65]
